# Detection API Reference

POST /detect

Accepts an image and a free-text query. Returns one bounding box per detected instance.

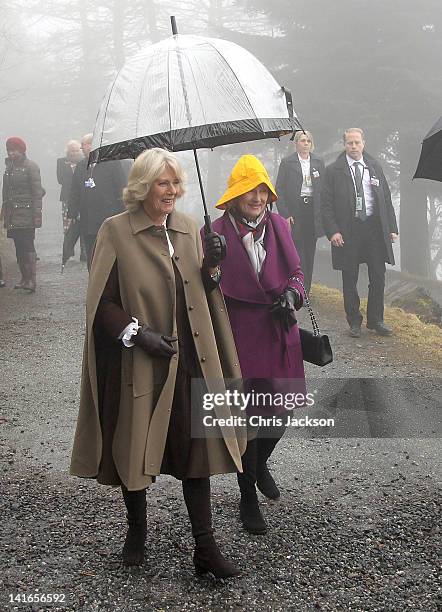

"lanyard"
[350,163,365,197]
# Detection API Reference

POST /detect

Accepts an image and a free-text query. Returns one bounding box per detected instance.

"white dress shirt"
[298,154,313,196]
[346,154,374,217]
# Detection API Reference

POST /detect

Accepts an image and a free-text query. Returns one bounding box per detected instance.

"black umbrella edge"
[89,117,302,163]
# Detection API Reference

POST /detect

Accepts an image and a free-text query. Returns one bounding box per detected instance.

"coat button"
[194,331,199,337]
[188,306,194,311]
[200,357,206,363]
[184,279,189,284]
[174,255,179,260]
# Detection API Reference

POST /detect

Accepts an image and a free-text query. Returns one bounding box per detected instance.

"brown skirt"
[160,262,210,479]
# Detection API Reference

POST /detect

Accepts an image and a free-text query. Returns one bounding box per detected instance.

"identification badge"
[85,177,96,188]
[312,170,320,178]
[370,177,379,187]
[356,196,363,211]
[305,174,312,187]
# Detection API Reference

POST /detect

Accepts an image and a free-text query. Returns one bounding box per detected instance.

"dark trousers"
[342,217,386,327]
[84,234,97,271]
[10,228,36,258]
[291,199,316,294]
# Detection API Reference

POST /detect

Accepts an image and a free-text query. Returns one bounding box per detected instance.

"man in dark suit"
[321,128,398,337]
[276,130,325,293]
[67,133,129,270]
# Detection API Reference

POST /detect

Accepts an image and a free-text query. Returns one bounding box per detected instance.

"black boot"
[256,435,283,500]
[22,253,36,293]
[14,256,26,289]
[237,439,267,534]
[121,487,147,566]
[182,478,240,578]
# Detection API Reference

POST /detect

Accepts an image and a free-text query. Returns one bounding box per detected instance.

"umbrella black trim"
[89,117,302,163]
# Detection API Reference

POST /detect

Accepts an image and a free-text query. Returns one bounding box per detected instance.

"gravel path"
[0,203,440,611]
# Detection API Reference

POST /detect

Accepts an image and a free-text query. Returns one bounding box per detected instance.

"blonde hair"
[123,148,186,212]
[66,139,81,150]
[343,127,365,142]
[294,130,315,152]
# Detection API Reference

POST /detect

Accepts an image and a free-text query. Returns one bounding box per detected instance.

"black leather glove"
[270,287,302,332]
[203,232,226,268]
[132,325,177,358]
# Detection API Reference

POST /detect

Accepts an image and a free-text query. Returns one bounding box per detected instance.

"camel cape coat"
[70,207,246,490]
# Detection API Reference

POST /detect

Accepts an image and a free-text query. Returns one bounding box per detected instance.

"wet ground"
[0,201,440,611]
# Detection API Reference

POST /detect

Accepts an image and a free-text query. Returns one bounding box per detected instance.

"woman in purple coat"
[211,155,306,535]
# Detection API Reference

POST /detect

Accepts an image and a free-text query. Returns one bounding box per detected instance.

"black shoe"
[349,325,361,338]
[122,523,147,566]
[239,498,267,535]
[367,322,392,336]
[193,535,241,578]
[121,488,147,566]
[256,464,280,500]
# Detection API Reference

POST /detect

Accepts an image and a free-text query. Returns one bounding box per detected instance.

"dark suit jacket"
[321,151,398,271]
[56,157,77,202]
[67,159,129,236]
[275,152,325,238]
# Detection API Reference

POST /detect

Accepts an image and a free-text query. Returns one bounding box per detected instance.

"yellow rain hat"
[216,155,278,210]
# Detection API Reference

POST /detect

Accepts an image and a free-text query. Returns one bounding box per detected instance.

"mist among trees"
[1,0,441,279]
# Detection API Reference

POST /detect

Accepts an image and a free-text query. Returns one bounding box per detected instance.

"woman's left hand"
[270,288,301,331]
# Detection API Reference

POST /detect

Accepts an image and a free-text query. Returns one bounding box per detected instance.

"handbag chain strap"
[290,276,321,337]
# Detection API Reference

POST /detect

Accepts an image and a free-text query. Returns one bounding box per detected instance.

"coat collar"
[334,150,377,175]
[284,151,322,173]
[129,206,191,235]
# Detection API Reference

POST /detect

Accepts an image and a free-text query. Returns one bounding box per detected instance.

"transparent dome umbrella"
[90,17,302,231]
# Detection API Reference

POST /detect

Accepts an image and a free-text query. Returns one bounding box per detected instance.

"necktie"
[353,161,367,221]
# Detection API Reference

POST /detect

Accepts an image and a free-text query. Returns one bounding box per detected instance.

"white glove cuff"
[120,317,141,347]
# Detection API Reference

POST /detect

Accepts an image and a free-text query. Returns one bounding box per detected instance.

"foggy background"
[1,0,441,280]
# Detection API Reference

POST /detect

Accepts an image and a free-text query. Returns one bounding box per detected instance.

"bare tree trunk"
[399,130,430,278]
[112,0,125,70]
[145,0,161,43]
[78,0,98,123]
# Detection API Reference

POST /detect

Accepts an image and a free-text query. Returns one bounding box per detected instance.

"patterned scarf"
[228,209,269,275]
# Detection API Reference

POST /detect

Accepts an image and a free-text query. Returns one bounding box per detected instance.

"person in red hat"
[1,137,44,292]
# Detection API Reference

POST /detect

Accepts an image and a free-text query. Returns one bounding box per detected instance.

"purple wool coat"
[208,211,306,416]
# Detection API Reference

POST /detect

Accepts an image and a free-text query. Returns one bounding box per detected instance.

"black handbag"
[293,277,333,367]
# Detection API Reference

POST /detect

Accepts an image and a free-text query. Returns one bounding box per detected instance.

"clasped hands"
[271,287,302,332]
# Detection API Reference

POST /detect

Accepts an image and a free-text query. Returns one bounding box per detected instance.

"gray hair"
[123,148,186,212]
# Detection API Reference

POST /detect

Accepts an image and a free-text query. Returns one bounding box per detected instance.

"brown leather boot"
[182,478,240,578]
[121,487,147,566]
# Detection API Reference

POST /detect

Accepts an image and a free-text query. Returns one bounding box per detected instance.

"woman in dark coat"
[276,130,325,293]
[210,155,306,535]
[70,148,246,577]
[1,137,43,292]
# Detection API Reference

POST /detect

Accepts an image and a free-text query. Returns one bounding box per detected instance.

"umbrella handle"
[204,215,227,259]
